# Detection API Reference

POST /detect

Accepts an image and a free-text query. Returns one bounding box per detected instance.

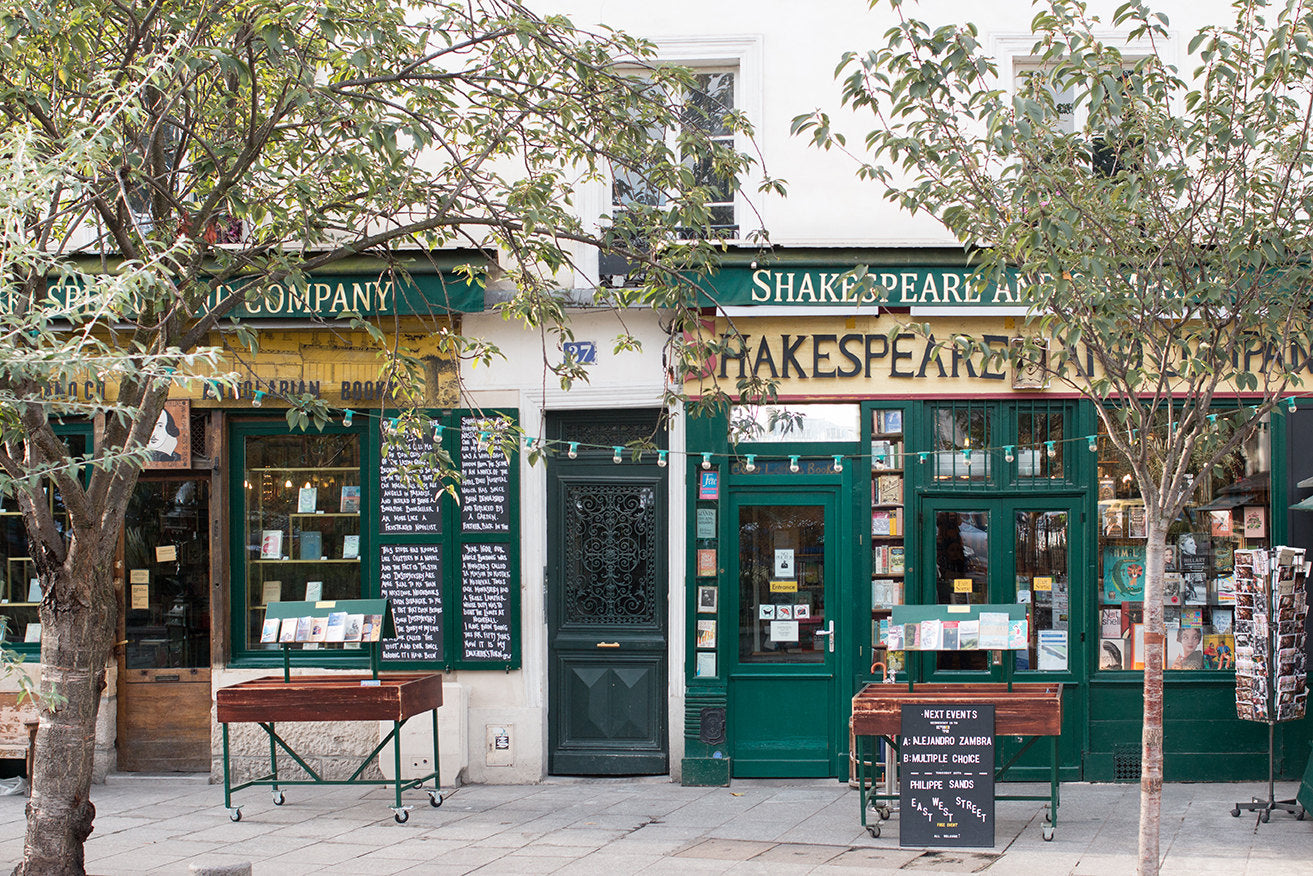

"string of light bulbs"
[314,396,1300,471]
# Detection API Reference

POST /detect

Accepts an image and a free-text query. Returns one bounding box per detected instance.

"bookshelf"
[870,408,907,673]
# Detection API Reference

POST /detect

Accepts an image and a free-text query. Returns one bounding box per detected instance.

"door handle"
[596,642,620,648]
[813,621,835,653]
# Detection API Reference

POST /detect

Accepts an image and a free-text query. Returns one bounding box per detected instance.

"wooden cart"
[216,599,442,823]
[851,682,1063,841]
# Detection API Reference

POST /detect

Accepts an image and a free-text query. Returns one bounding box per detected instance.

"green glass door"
[729,491,839,777]
[922,497,1085,778]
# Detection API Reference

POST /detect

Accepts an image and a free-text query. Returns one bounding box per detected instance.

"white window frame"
[582,35,763,288]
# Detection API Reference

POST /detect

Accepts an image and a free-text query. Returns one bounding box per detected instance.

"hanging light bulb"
[744,454,756,473]
[284,479,292,489]
[1045,441,1056,458]
[789,455,800,473]
[1206,413,1218,427]
[1287,397,1298,413]
[1088,435,1098,452]
[342,409,354,427]
[702,452,712,470]
[657,450,668,468]
[1004,445,1015,463]
[832,455,843,473]
[432,421,444,441]
[252,390,265,407]
[388,417,400,432]
[568,442,579,459]
[918,453,928,465]
[612,446,623,464]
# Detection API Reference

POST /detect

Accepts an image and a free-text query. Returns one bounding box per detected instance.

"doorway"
[728,490,842,777]
[546,412,668,775]
[921,497,1086,778]
[117,478,212,771]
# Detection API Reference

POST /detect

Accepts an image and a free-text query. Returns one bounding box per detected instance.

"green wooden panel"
[730,676,834,778]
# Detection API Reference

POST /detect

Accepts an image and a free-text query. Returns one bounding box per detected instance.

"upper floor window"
[1013,62,1141,177]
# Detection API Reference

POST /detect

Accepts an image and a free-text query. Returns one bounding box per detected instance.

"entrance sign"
[900,703,995,848]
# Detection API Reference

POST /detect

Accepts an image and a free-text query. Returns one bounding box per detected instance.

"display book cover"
[277,612,382,645]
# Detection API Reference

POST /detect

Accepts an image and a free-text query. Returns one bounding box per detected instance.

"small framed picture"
[697,585,718,614]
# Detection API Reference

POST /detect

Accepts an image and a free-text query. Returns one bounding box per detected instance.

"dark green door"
[921,497,1086,779]
[547,460,668,775]
[729,490,840,777]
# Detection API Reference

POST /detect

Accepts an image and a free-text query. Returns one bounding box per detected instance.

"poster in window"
[1103,545,1147,602]
[695,619,716,649]
[1210,510,1234,538]
[697,471,719,500]
[696,586,718,613]
[144,399,191,469]
[1243,506,1266,538]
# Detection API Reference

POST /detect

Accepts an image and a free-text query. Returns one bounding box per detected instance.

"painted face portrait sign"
[145,400,191,469]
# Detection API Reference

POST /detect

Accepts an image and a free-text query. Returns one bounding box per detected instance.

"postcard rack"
[216,598,443,823]
[1230,548,1309,824]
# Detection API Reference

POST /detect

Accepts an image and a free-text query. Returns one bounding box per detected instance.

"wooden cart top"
[216,673,442,724]
[851,682,1063,737]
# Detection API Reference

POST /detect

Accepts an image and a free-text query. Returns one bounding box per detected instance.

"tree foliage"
[0,0,780,870]
[794,0,1313,872]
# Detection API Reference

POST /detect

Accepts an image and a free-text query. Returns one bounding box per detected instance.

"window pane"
[1016,406,1065,479]
[1096,412,1268,671]
[935,510,988,670]
[738,505,826,664]
[1014,511,1069,672]
[729,404,860,443]
[932,404,991,481]
[244,433,362,649]
[682,72,734,137]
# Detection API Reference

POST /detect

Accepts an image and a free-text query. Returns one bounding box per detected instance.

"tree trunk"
[1137,516,1168,876]
[15,547,117,876]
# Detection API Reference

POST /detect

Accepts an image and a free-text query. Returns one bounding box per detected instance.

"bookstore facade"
[679,259,1312,785]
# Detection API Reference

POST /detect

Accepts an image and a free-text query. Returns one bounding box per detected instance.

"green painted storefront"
[680,276,1312,786]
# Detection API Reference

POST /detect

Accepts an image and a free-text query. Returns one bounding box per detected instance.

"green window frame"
[0,421,93,655]
[228,409,520,670]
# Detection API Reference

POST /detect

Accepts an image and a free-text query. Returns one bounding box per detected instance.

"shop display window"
[931,403,991,481]
[0,431,87,647]
[729,403,860,443]
[243,432,362,650]
[1096,416,1269,671]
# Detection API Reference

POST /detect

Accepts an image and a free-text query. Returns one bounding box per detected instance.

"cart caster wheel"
[1044,810,1051,824]
[1298,808,1306,821]
[229,809,242,823]
[1259,810,1270,823]
[272,791,285,806]
[428,792,443,808]
[1231,807,1241,817]
[866,824,880,838]
[1042,825,1054,842]
[879,805,892,820]
[394,809,409,824]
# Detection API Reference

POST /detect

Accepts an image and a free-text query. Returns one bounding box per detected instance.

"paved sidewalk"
[0,775,1309,875]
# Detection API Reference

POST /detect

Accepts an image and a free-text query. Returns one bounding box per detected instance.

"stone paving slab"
[0,775,1310,874]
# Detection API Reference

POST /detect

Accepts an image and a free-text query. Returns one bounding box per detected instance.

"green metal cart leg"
[390,720,409,823]
[269,721,284,805]
[428,708,443,807]
[222,723,241,822]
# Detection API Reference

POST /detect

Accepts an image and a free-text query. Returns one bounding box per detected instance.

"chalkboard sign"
[460,418,511,534]
[900,703,995,848]
[460,543,513,662]
[380,544,443,661]
[379,431,442,535]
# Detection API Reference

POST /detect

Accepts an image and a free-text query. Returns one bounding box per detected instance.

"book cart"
[1229,547,1309,824]
[216,598,443,823]
[852,604,1064,842]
